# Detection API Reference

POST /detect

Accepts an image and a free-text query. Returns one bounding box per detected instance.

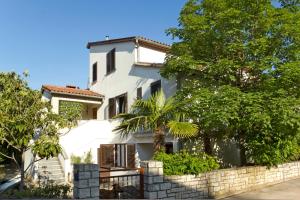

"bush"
[71,149,93,164]
[1,181,71,199]
[153,151,220,175]
[70,155,82,164]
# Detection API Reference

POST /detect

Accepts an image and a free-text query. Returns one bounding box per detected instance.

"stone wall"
[141,160,300,199]
[73,164,99,199]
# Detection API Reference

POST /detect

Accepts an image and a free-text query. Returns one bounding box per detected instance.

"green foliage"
[71,149,93,164]
[59,100,83,127]
[161,0,300,166]
[0,72,74,190]
[83,150,93,164]
[153,151,220,175]
[1,182,71,199]
[70,155,82,164]
[113,90,198,152]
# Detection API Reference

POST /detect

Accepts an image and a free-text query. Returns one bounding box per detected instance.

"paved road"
[223,178,300,200]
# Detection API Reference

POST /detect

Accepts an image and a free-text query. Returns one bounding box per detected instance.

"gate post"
[140,160,164,199]
[73,164,99,199]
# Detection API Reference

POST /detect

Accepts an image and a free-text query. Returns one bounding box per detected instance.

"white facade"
[39,37,178,182]
[88,40,176,120]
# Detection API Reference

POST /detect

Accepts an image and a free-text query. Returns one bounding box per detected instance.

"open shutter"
[97,148,101,167]
[100,144,115,168]
[127,144,135,168]
[92,62,97,82]
[106,51,111,74]
[137,87,142,100]
[124,93,128,113]
[111,48,115,71]
[108,98,116,119]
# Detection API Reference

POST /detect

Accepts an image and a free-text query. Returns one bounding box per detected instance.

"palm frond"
[154,89,166,110]
[167,121,198,138]
[113,114,150,138]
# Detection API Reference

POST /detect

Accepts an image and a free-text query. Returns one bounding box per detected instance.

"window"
[150,80,161,95]
[165,143,173,154]
[108,93,127,119]
[92,62,97,82]
[106,48,115,74]
[92,108,97,119]
[137,87,142,100]
[98,144,135,168]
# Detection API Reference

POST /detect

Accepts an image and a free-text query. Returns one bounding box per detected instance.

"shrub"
[71,149,93,164]
[70,155,81,164]
[83,150,93,164]
[153,151,220,175]
[1,181,71,199]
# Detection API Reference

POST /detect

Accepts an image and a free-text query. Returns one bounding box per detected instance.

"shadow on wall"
[129,65,177,100]
[179,138,241,168]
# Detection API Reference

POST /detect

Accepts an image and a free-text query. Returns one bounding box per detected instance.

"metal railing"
[99,167,144,199]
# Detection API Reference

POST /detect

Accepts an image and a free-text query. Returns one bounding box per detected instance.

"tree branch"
[3,125,19,145]
[24,156,43,173]
[0,151,21,173]
[1,137,21,152]
[0,151,14,160]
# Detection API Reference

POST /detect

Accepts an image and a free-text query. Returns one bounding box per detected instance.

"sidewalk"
[223,178,300,200]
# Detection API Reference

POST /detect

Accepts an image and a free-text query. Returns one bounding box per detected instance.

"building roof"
[42,85,104,99]
[87,36,171,52]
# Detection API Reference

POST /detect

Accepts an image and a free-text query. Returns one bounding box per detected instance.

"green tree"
[0,72,68,190]
[162,0,300,166]
[113,90,198,152]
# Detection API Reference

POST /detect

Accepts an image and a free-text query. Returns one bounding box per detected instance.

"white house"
[39,36,179,182]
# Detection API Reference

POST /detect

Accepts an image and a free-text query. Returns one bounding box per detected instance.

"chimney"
[105,35,109,40]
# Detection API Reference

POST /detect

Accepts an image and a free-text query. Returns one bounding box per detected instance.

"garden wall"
[140,160,300,199]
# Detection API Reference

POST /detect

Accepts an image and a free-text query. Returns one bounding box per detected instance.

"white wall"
[59,119,166,179]
[136,143,154,161]
[138,46,166,63]
[89,42,176,120]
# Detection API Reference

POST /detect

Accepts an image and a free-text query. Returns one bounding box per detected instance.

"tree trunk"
[153,127,165,153]
[19,152,25,191]
[238,136,247,166]
[203,132,213,155]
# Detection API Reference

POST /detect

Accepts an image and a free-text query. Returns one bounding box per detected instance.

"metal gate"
[99,167,144,199]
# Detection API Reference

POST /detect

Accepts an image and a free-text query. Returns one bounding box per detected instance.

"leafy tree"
[162,0,300,166]
[113,90,198,152]
[0,72,69,190]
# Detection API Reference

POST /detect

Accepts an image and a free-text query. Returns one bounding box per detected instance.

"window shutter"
[100,144,115,167]
[92,62,97,82]
[137,87,142,100]
[108,98,116,119]
[106,51,111,74]
[92,108,97,119]
[111,48,115,71]
[97,148,101,166]
[126,144,135,168]
[124,93,128,113]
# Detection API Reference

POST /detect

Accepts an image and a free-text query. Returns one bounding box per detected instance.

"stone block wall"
[141,160,300,199]
[73,164,99,199]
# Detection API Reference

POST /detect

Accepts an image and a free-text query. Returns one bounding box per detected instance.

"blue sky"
[0,0,186,89]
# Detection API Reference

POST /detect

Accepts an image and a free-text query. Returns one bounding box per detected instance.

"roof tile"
[42,85,104,98]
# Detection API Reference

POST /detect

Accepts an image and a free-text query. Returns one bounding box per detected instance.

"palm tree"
[113,90,198,153]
